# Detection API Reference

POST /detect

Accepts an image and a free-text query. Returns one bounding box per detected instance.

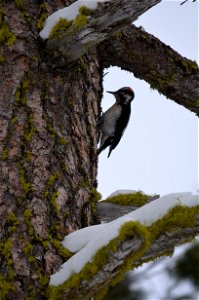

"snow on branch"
[48,192,199,300]
[99,25,199,116]
[39,0,162,64]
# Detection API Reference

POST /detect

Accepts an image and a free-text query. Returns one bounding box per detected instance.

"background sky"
[97,2,198,298]
[98,0,198,200]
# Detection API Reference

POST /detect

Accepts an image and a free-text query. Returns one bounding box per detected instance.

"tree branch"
[43,0,161,65]
[96,195,160,223]
[98,25,199,116]
[48,193,199,300]
[135,218,199,267]
[49,215,199,300]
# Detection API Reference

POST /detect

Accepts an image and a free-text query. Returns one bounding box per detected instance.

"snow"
[62,223,106,252]
[40,0,110,39]
[50,192,198,286]
[51,215,133,286]
[125,192,198,226]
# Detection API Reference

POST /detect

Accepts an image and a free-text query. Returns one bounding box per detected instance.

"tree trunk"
[0,1,101,298]
[0,1,198,299]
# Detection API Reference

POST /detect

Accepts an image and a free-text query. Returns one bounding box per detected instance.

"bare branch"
[96,195,160,223]
[180,0,196,5]
[44,0,162,65]
[98,25,199,116]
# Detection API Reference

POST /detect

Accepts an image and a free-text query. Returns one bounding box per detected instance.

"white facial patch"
[123,93,133,104]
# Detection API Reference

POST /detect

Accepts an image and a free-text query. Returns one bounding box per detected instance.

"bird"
[98,87,135,158]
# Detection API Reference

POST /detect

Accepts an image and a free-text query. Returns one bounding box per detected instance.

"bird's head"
[107,87,135,105]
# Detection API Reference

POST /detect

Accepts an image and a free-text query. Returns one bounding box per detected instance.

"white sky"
[98,0,198,199]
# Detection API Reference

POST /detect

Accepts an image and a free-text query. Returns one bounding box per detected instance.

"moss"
[91,189,102,202]
[23,113,36,143]
[7,212,19,233]
[112,31,122,39]
[24,206,31,220]
[48,204,199,300]
[32,56,39,63]
[74,14,88,28]
[24,205,34,236]
[78,178,90,189]
[174,56,198,74]
[57,137,68,145]
[15,79,29,107]
[37,2,47,30]
[149,205,199,241]
[38,275,49,287]
[3,237,12,261]
[47,123,57,138]
[16,111,35,193]
[17,196,24,206]
[15,0,25,10]
[49,5,94,39]
[48,221,149,299]
[50,190,59,214]
[49,18,73,39]
[23,243,32,256]
[23,243,36,264]
[44,172,59,198]
[15,0,31,24]
[90,189,101,222]
[104,191,150,207]
[43,241,49,250]
[11,116,17,125]
[78,5,93,16]
[0,22,16,46]
[19,167,32,194]
[49,237,72,259]
[15,88,21,106]
[0,274,16,300]
[0,53,4,63]
[26,149,32,162]
[150,71,176,92]
[1,148,8,161]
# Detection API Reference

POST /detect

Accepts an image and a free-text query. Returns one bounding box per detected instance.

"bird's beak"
[107,91,116,95]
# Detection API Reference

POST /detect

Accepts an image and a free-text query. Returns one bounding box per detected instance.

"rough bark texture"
[98,25,199,116]
[0,0,198,299]
[0,1,101,299]
[45,0,162,65]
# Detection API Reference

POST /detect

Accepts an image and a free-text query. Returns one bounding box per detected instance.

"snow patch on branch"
[40,0,110,39]
[50,192,198,286]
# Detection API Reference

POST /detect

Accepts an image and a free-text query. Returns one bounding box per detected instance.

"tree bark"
[0,1,198,299]
[45,0,162,65]
[98,25,199,116]
[0,1,101,298]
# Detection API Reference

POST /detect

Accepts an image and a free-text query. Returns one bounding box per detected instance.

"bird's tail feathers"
[97,137,112,157]
[107,147,112,158]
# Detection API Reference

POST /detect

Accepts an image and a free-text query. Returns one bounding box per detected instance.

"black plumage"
[98,87,135,157]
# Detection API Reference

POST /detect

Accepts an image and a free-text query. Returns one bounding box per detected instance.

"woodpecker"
[98,87,135,158]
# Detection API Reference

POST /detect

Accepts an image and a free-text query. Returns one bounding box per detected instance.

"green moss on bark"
[47,204,199,300]
[104,191,151,207]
